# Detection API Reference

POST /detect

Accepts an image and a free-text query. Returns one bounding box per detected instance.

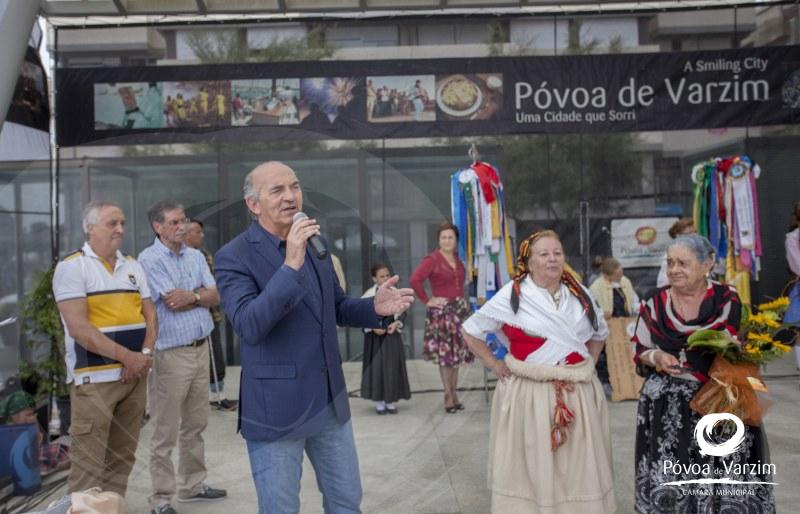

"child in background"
[2,391,70,475]
[360,263,411,414]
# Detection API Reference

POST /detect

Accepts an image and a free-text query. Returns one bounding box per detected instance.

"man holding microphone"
[215,161,414,514]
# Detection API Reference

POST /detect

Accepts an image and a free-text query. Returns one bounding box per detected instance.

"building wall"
[55,27,165,66]
[175,28,238,61]
[509,18,570,50]
[247,24,309,48]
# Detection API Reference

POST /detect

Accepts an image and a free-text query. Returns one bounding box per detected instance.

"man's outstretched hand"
[374,275,415,316]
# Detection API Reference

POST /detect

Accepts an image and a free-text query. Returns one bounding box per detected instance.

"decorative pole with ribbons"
[451,145,515,366]
[691,155,762,306]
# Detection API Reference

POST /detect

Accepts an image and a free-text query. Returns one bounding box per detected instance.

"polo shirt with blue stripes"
[53,242,152,385]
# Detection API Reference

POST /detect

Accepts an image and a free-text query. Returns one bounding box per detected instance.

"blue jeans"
[246,406,362,514]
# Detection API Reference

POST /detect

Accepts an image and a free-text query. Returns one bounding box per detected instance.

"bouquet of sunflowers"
[687,297,793,426]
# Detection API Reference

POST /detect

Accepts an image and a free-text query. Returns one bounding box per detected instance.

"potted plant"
[19,267,69,435]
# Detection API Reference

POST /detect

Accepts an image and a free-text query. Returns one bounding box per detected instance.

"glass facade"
[0,162,53,383]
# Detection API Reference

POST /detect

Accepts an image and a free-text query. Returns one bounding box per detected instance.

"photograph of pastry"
[435,73,503,121]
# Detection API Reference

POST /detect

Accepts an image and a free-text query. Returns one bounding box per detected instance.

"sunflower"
[743,345,761,355]
[772,342,792,353]
[746,332,774,344]
[757,297,790,312]
[748,313,781,329]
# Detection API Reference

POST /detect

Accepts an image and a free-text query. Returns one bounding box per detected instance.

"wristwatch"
[142,347,153,357]
[193,292,201,306]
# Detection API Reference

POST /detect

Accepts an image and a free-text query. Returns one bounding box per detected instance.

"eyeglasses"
[165,218,190,227]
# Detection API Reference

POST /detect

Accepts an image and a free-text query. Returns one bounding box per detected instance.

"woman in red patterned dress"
[410,221,474,414]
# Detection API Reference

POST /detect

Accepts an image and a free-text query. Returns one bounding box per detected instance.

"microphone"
[292,212,328,260]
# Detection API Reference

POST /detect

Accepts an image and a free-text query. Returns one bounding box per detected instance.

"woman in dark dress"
[360,263,411,414]
[633,234,774,513]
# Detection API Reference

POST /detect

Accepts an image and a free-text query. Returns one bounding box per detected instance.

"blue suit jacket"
[214,222,382,442]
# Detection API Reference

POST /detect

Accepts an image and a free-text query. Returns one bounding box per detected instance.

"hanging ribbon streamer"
[451,157,514,361]
[451,159,514,306]
[691,154,762,306]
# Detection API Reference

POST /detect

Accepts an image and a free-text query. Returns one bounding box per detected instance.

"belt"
[184,338,207,348]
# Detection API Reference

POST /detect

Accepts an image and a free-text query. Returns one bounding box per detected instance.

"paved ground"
[22,355,800,513]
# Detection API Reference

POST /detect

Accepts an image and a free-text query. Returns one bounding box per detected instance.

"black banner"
[56,45,800,146]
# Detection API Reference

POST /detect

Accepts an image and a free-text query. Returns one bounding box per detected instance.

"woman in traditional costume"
[633,233,774,513]
[656,218,696,288]
[590,256,640,393]
[410,221,473,414]
[462,230,615,514]
[360,262,411,415]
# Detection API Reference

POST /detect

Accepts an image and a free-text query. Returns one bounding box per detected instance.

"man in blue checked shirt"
[138,200,228,514]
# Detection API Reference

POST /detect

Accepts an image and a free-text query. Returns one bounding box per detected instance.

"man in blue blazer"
[215,161,414,514]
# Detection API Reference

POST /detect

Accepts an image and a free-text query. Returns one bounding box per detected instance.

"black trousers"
[208,322,225,384]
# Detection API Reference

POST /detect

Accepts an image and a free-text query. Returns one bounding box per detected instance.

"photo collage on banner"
[93,74,500,131]
[94,81,232,129]
[93,77,360,131]
[366,73,504,123]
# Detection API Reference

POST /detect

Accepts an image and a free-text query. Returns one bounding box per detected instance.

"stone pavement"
[28,356,800,513]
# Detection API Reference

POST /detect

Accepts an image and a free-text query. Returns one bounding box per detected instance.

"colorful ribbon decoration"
[451,160,514,305]
[691,154,762,305]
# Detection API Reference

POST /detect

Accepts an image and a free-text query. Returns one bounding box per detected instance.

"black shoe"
[455,403,465,411]
[386,406,398,414]
[445,406,458,414]
[214,398,238,411]
[375,407,387,415]
[151,504,177,514]
[177,484,227,503]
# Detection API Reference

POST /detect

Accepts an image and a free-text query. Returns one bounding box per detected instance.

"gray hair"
[82,201,121,234]
[243,169,259,204]
[242,171,260,220]
[668,233,715,263]
[147,199,184,227]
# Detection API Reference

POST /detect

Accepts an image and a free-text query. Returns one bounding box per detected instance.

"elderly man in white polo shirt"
[53,200,157,496]
[138,199,227,514]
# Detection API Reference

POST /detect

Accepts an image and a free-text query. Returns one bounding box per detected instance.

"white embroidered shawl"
[463,276,608,365]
